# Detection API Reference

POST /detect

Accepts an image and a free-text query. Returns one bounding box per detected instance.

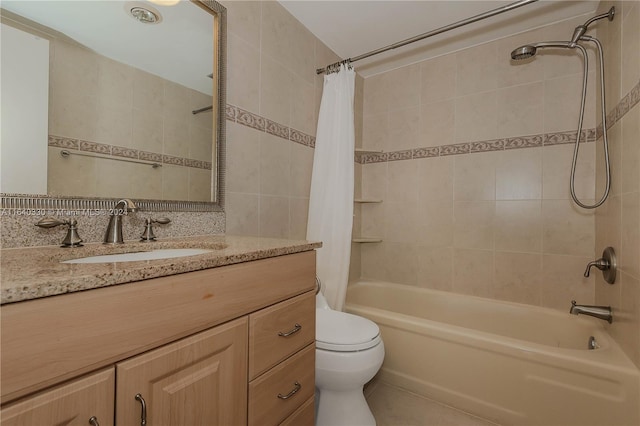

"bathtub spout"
[570,300,612,323]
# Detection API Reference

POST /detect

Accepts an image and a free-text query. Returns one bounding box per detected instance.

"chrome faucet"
[104,199,138,244]
[570,300,613,323]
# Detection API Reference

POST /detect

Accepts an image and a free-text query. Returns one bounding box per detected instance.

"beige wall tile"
[189,125,213,161]
[495,200,542,253]
[290,143,313,198]
[621,104,639,194]
[542,199,595,256]
[420,53,456,103]
[289,197,310,240]
[47,147,97,197]
[419,100,455,148]
[289,20,316,84]
[417,246,453,292]
[382,242,419,286]
[456,42,497,96]
[227,33,260,113]
[95,104,132,147]
[386,160,418,205]
[49,92,98,141]
[361,199,385,240]
[541,254,595,310]
[163,118,190,158]
[131,108,161,153]
[453,152,496,201]
[362,114,388,153]
[260,54,292,126]
[290,75,316,135]
[544,72,597,133]
[454,91,498,143]
[615,272,640,367]
[496,82,544,138]
[226,122,260,194]
[259,195,290,238]
[163,80,191,123]
[133,69,164,116]
[222,0,261,49]
[542,15,598,79]
[260,132,291,197]
[386,64,421,112]
[130,164,162,200]
[620,2,640,95]
[188,168,212,202]
[453,248,494,298]
[494,252,542,305]
[543,143,596,200]
[384,202,419,243]
[95,160,136,199]
[225,192,259,236]
[388,107,420,151]
[362,162,388,201]
[260,1,293,67]
[496,147,542,200]
[416,156,453,202]
[453,201,495,250]
[97,56,133,110]
[363,73,389,117]
[417,199,453,248]
[361,242,388,281]
[620,192,639,278]
[161,164,189,200]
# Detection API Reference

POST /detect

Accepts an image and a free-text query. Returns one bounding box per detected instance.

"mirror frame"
[0,0,226,213]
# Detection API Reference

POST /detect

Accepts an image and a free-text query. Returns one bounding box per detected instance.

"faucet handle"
[35,217,83,248]
[140,218,171,242]
[584,247,617,284]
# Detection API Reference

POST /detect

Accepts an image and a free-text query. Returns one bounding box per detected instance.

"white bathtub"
[345,280,640,426]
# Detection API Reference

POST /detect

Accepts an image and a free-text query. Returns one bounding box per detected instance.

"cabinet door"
[1,368,114,426]
[116,318,248,426]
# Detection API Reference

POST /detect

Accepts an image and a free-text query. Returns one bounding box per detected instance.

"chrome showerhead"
[511,45,537,60]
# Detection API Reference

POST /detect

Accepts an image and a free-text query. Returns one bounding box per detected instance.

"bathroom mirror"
[0,0,225,211]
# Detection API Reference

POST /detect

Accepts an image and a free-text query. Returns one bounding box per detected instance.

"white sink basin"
[62,248,213,264]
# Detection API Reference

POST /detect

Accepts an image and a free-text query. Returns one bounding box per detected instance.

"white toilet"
[315,293,385,426]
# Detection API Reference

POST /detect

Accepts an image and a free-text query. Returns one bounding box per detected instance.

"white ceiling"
[279,0,600,77]
[1,1,214,95]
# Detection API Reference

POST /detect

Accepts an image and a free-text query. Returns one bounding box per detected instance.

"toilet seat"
[316,309,381,352]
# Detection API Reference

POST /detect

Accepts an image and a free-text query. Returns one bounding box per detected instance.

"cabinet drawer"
[280,396,314,426]
[249,291,315,379]
[1,368,114,426]
[248,344,315,426]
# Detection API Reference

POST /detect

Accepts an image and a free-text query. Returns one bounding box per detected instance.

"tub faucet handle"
[584,247,617,284]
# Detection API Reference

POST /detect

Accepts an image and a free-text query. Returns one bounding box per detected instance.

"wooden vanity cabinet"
[0,368,115,426]
[116,318,248,426]
[1,250,317,426]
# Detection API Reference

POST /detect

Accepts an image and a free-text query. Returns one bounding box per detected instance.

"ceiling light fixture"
[148,0,180,6]
[129,6,161,24]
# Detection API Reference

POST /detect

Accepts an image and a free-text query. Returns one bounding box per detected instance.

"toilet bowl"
[315,294,385,426]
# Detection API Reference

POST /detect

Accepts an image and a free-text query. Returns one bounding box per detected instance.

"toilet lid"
[316,309,381,352]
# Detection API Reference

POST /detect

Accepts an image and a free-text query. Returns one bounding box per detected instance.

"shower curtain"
[306,64,355,311]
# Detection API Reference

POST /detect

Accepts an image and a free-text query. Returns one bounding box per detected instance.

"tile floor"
[365,380,498,426]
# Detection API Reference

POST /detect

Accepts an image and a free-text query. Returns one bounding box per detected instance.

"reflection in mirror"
[0,0,225,209]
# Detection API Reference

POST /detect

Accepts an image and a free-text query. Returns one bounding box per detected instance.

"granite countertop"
[0,235,321,305]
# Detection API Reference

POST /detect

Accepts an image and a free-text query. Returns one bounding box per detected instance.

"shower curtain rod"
[316,0,538,74]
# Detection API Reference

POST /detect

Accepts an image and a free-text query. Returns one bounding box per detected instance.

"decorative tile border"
[224,79,639,164]
[357,79,639,165]
[226,104,316,148]
[48,136,212,170]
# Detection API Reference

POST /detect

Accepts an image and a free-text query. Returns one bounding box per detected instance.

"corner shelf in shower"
[355,148,384,154]
[354,199,382,203]
[352,237,383,243]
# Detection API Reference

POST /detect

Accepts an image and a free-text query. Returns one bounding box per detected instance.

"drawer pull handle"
[88,416,100,426]
[135,393,147,425]
[277,381,301,400]
[278,323,302,337]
